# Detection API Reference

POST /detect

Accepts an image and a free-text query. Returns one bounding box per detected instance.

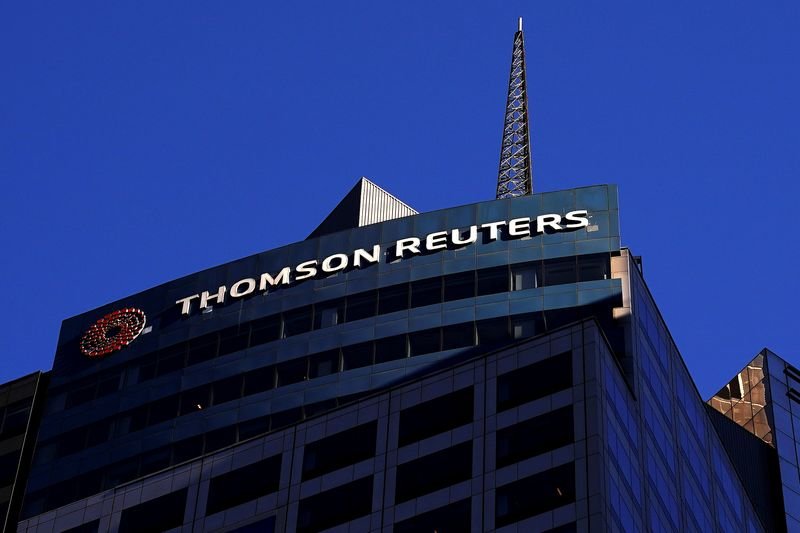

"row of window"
[26,352,575,519]
[0,400,31,441]
[24,396,356,517]
[59,254,610,411]
[40,314,566,460]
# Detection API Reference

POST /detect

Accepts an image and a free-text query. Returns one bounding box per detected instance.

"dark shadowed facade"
[2,180,797,532]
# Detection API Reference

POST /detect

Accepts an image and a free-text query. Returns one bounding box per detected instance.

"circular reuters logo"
[80,308,146,358]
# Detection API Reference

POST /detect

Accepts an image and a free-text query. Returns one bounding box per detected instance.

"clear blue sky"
[1,2,798,396]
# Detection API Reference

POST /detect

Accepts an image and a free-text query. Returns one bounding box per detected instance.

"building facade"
[2,181,797,532]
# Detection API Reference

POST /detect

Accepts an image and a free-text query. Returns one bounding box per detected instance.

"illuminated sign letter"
[451,225,478,246]
[425,231,448,251]
[508,217,531,237]
[564,210,590,229]
[536,214,562,233]
[395,237,421,258]
[176,294,200,315]
[200,286,226,309]
[322,253,348,273]
[354,245,380,268]
[295,260,318,281]
[480,221,506,241]
[230,278,256,298]
[259,268,291,290]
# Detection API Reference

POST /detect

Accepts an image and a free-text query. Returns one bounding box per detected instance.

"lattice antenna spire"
[496,17,533,199]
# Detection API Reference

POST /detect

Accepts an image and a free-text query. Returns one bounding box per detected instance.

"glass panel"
[577,253,609,281]
[410,278,442,308]
[395,441,472,503]
[477,266,509,296]
[345,290,377,322]
[276,358,308,386]
[244,366,275,395]
[302,422,377,480]
[309,350,340,378]
[212,375,243,405]
[379,284,409,314]
[442,323,474,350]
[314,299,344,329]
[375,335,407,364]
[409,328,441,356]
[543,257,577,286]
[476,317,509,345]
[443,271,475,301]
[512,262,541,290]
[250,316,281,346]
[342,342,374,370]
[283,307,313,337]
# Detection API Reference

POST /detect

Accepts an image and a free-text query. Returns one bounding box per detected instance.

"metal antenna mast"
[496,17,533,199]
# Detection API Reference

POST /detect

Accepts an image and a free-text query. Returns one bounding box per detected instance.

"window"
[302,422,377,480]
[0,450,20,487]
[219,325,250,356]
[226,517,276,533]
[296,476,373,533]
[204,425,237,453]
[250,315,281,345]
[212,375,243,405]
[244,365,275,395]
[61,520,100,533]
[409,328,441,356]
[117,405,147,436]
[118,488,187,533]
[0,400,31,439]
[495,463,575,527]
[398,387,474,446]
[147,394,179,425]
[85,419,112,448]
[304,399,337,417]
[512,262,541,290]
[394,498,471,533]
[309,350,340,378]
[186,333,217,365]
[179,385,210,415]
[172,435,203,464]
[271,407,303,430]
[477,265,508,296]
[375,335,407,364]
[476,317,510,345]
[496,406,574,467]
[314,299,344,329]
[578,253,609,282]
[379,284,409,314]
[543,257,577,286]
[206,455,282,515]
[156,343,188,378]
[345,290,377,322]
[139,447,171,475]
[411,278,442,308]
[443,271,475,301]
[497,352,572,411]
[283,307,312,337]
[342,342,374,370]
[442,322,474,350]
[395,441,472,503]
[512,312,543,339]
[276,358,308,386]
[238,416,270,440]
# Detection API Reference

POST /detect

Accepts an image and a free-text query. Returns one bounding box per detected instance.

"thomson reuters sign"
[175,211,591,316]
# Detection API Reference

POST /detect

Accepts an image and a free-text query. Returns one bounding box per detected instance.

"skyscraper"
[1,19,797,533]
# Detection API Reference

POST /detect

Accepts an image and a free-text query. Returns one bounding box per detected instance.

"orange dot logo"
[80,308,146,358]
